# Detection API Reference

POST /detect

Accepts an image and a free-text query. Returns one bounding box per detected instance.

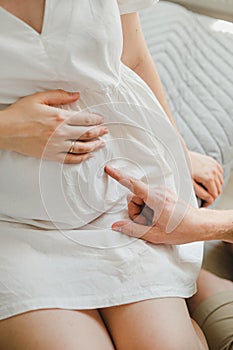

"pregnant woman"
[0,1,223,349]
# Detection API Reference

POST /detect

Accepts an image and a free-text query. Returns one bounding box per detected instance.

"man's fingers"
[127,194,144,206]
[112,220,151,239]
[193,181,214,207]
[134,215,148,225]
[105,165,134,189]
[105,165,149,201]
[128,200,143,221]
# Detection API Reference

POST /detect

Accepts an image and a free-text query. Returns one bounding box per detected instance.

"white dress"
[0,0,203,320]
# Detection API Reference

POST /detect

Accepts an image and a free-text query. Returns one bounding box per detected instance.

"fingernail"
[130,178,138,184]
[104,128,109,134]
[112,225,122,232]
[94,114,104,123]
[99,142,105,149]
[69,92,80,97]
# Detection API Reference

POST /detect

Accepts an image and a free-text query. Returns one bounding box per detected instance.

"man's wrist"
[199,208,233,242]
[0,109,10,150]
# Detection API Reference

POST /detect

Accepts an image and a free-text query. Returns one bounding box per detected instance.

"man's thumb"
[112,221,150,239]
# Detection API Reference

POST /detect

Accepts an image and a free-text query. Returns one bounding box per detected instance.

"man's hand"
[189,151,224,207]
[105,164,207,244]
[105,165,233,245]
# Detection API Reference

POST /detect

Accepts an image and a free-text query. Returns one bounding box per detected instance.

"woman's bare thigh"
[0,308,115,350]
[100,298,208,350]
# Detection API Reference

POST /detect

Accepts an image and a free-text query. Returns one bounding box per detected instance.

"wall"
[164,0,233,21]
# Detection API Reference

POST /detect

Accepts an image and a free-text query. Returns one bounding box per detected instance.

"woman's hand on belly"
[0,89,108,164]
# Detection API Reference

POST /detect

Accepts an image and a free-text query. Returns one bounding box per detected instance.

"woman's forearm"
[132,52,189,153]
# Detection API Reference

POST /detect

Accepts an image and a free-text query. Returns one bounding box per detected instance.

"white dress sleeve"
[117,0,159,15]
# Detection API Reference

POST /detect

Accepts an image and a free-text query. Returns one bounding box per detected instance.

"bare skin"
[0,90,108,163]
[0,301,208,350]
[105,165,233,244]
[0,1,221,349]
[120,12,223,206]
[100,298,208,350]
[0,1,224,203]
[0,309,115,350]
[0,1,108,164]
[0,0,45,34]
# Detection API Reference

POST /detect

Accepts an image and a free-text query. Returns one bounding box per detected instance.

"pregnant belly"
[0,133,167,230]
[0,103,187,230]
[0,145,128,229]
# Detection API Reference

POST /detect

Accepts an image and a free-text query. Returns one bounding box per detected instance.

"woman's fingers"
[57,152,93,165]
[215,177,223,196]
[65,140,105,154]
[195,171,221,199]
[217,171,224,186]
[64,125,108,141]
[67,112,104,126]
[3,89,109,162]
[216,162,224,175]
[193,181,214,207]
[34,89,80,106]
[206,179,219,199]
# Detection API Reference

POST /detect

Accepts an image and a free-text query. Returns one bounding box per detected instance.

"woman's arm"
[0,90,107,163]
[120,13,223,206]
[120,13,175,128]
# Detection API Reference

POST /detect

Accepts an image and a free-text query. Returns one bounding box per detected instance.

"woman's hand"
[0,89,108,164]
[189,151,224,207]
[105,165,224,245]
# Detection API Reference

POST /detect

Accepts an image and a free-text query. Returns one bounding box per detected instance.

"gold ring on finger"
[68,140,76,154]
